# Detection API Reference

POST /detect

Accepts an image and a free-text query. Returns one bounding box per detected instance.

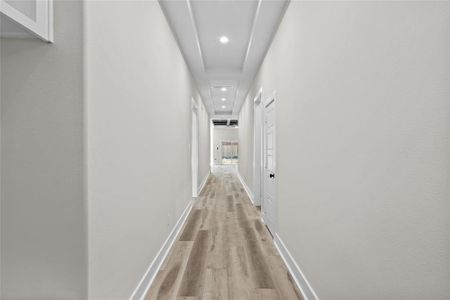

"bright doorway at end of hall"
[212,125,239,166]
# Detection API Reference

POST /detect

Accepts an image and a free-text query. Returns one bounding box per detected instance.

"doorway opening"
[221,141,239,164]
[211,125,239,169]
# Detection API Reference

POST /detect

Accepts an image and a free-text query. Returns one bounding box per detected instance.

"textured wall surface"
[1,1,86,298]
[1,2,210,299]
[195,92,211,188]
[238,89,254,190]
[85,1,209,298]
[239,2,450,299]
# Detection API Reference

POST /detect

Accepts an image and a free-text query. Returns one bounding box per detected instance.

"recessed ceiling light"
[220,87,227,92]
[219,36,229,44]
[221,105,226,109]
[221,98,226,102]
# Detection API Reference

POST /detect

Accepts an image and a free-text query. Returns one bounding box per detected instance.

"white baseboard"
[129,199,194,300]
[274,234,319,300]
[237,171,254,205]
[197,171,210,196]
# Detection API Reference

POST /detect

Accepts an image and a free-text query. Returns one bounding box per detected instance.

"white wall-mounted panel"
[0,0,53,42]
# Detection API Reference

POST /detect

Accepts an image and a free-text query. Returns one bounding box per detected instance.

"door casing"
[262,92,277,234]
[191,99,199,197]
[253,89,263,206]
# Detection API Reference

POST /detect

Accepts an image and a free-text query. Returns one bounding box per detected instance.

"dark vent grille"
[212,120,228,126]
[212,119,239,127]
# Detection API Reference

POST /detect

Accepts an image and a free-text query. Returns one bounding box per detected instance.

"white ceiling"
[160,0,288,118]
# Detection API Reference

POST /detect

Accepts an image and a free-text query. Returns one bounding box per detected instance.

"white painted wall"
[238,82,259,193]
[1,1,211,299]
[239,2,450,299]
[212,127,238,165]
[85,1,209,298]
[0,1,86,299]
[194,94,211,190]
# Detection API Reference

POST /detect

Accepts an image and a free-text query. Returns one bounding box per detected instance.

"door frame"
[262,91,277,234]
[253,88,263,206]
[191,98,199,197]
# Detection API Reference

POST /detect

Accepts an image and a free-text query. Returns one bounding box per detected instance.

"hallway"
[1,1,450,299]
[145,170,302,300]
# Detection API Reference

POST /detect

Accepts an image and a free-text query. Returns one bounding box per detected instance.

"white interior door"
[263,97,276,234]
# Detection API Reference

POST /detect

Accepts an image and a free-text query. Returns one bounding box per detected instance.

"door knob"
[269,173,275,178]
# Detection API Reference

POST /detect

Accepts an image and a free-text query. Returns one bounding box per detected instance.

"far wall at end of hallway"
[212,127,239,165]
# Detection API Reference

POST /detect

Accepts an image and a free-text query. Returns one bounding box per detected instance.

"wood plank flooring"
[145,170,303,300]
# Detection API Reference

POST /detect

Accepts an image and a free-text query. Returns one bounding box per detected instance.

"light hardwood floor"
[145,169,303,300]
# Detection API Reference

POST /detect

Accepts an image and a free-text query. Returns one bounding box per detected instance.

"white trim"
[210,120,214,168]
[253,88,263,104]
[237,171,255,205]
[191,99,199,197]
[262,90,277,234]
[0,0,53,42]
[252,88,263,206]
[242,0,262,71]
[186,0,205,71]
[197,171,210,196]
[47,0,53,42]
[191,97,199,111]
[274,234,319,300]
[129,199,194,300]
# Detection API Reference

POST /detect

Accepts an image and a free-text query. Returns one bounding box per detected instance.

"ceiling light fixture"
[221,98,227,102]
[219,36,229,44]
[220,87,227,92]
[221,105,226,109]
